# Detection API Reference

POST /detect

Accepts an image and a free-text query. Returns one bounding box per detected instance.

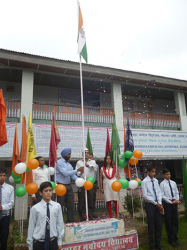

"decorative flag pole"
[77,0,88,221]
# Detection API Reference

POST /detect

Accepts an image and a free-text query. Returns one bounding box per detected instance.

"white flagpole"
[79,55,88,221]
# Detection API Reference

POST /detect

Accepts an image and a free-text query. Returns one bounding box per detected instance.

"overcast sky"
[0,0,187,80]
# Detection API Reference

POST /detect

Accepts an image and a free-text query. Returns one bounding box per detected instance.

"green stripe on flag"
[81,43,88,63]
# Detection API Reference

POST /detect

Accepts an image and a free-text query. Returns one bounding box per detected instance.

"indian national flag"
[78,2,88,63]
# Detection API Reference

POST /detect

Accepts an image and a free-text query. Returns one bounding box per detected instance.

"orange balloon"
[27,159,39,170]
[13,167,22,176]
[26,183,38,194]
[112,181,122,192]
[133,150,143,159]
[55,184,66,196]
[84,180,93,190]
[129,158,138,165]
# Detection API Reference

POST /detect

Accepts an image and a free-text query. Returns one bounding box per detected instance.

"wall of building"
[1,81,21,100]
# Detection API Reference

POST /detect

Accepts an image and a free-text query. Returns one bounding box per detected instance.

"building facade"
[0,49,187,187]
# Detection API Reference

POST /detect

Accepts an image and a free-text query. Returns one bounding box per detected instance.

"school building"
[0,48,187,192]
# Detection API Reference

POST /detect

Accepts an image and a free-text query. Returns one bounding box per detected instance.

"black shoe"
[170,242,178,248]
[155,246,164,250]
[150,248,155,250]
[175,241,181,247]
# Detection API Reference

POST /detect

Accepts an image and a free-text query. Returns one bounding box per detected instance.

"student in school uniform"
[0,168,14,250]
[142,166,164,250]
[27,182,64,250]
[160,168,181,248]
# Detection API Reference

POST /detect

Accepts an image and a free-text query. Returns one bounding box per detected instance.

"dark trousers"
[163,202,178,243]
[33,238,58,250]
[0,215,10,250]
[145,202,162,248]
[93,181,98,212]
[78,187,94,221]
[57,184,74,223]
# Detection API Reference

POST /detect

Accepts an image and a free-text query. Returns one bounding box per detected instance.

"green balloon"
[15,186,26,197]
[118,178,129,189]
[11,171,21,179]
[50,181,56,190]
[14,178,21,184]
[124,151,133,159]
[138,181,142,186]
[26,167,30,172]
[119,159,128,168]
[122,153,126,161]
[86,176,95,184]
[44,164,49,168]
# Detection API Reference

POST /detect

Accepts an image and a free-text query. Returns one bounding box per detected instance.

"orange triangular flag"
[12,123,21,170]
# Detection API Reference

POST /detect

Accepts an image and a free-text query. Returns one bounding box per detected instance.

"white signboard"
[0,123,15,158]
[74,221,118,242]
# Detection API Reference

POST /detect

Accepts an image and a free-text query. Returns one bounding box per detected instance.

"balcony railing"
[33,103,114,125]
[4,100,20,122]
[4,101,180,130]
[124,111,180,130]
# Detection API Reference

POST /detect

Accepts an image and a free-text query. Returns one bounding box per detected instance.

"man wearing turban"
[56,148,84,223]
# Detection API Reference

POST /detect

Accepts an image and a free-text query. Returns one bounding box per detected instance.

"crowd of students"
[0,148,182,250]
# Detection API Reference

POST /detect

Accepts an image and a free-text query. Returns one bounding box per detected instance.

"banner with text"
[62,233,138,250]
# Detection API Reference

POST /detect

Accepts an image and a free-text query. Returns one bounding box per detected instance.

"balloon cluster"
[119,150,143,168]
[110,178,142,191]
[75,176,95,190]
[10,159,56,197]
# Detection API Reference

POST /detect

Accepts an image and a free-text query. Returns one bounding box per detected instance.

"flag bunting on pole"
[86,127,93,155]
[12,123,21,170]
[110,114,120,165]
[125,118,134,152]
[0,89,8,147]
[78,1,88,63]
[27,112,37,161]
[49,112,60,168]
[105,127,111,156]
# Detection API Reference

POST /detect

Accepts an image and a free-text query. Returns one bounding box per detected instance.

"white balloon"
[15,162,27,174]
[48,167,55,175]
[75,178,85,187]
[129,180,138,189]
[9,176,14,183]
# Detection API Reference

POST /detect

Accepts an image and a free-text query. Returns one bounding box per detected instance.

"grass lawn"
[139,216,187,250]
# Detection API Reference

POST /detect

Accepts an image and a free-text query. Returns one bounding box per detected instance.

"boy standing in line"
[0,168,14,250]
[27,182,64,250]
[142,166,164,250]
[160,168,181,248]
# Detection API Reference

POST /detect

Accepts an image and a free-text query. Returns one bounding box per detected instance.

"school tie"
[169,181,174,200]
[0,186,2,220]
[44,203,50,250]
[151,180,158,202]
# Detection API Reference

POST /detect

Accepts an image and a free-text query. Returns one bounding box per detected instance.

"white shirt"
[76,159,98,179]
[32,167,49,197]
[160,179,179,204]
[27,199,64,250]
[0,182,14,215]
[142,176,162,205]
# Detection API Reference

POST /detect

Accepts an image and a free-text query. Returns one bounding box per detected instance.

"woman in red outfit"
[100,155,120,218]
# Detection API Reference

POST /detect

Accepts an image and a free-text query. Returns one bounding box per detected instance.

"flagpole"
[79,55,88,221]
